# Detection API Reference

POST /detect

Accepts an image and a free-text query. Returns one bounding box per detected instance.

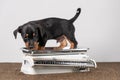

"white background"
[0,0,120,62]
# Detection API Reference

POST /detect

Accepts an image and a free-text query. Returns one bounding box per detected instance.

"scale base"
[21,66,90,75]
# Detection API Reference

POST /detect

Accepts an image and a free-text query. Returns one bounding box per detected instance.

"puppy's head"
[13,23,40,50]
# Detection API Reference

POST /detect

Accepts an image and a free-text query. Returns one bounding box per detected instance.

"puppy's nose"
[29,46,34,49]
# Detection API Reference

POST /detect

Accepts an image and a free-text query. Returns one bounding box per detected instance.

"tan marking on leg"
[38,46,45,50]
[56,39,67,50]
[38,46,41,50]
[68,40,75,49]
[40,47,45,50]
[54,35,68,50]
[33,42,39,50]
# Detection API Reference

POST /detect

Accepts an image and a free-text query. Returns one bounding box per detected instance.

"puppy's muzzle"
[25,41,39,50]
[29,40,33,49]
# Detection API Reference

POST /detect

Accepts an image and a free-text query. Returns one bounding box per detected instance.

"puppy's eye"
[24,34,28,40]
[33,33,35,37]
[25,34,29,37]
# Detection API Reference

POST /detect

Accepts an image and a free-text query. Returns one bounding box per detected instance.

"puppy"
[13,8,81,50]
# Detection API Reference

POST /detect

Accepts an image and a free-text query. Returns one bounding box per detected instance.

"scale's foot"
[73,67,90,72]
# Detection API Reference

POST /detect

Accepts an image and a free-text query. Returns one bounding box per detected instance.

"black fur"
[13,8,81,49]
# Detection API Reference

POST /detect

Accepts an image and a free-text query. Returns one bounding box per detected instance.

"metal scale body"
[21,47,97,75]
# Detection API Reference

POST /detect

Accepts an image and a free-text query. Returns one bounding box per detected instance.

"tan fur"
[54,35,68,50]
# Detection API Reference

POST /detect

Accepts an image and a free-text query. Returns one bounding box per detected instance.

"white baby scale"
[21,46,97,75]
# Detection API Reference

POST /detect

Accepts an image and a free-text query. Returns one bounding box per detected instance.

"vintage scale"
[21,45,97,75]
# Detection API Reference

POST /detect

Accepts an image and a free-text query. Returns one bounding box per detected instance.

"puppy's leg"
[38,46,45,50]
[34,44,38,50]
[69,39,77,49]
[38,41,47,50]
[66,35,78,49]
[57,39,67,50]
[68,40,75,49]
[54,35,67,50]
[34,42,40,50]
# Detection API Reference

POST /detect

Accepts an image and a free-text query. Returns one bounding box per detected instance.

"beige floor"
[0,63,120,80]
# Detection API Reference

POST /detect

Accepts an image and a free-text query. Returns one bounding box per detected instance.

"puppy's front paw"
[38,46,45,50]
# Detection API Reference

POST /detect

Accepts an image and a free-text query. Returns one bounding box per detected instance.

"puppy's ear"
[13,26,22,39]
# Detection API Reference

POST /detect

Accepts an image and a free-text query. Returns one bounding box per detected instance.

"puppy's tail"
[69,8,81,23]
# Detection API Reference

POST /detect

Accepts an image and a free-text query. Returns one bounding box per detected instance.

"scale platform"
[21,47,97,75]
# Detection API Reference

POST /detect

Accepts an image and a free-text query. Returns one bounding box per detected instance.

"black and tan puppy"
[13,8,81,50]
